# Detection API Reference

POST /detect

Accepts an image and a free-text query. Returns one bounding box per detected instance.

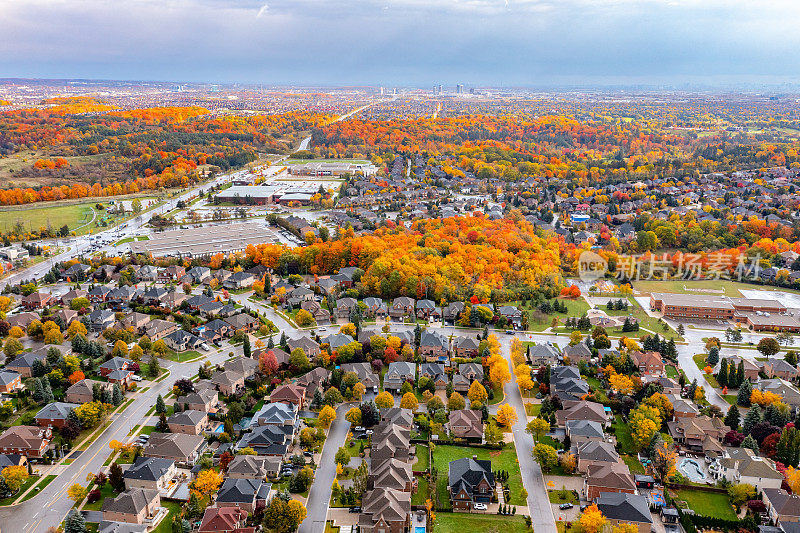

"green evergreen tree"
[717,359,728,387]
[737,379,752,406]
[724,404,740,431]
[742,404,762,435]
[155,395,166,414]
[64,510,87,533]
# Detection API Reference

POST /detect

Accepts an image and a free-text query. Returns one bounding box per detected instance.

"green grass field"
[0,203,93,233]
[432,445,525,508]
[523,297,591,331]
[415,444,429,471]
[283,158,369,165]
[548,489,578,504]
[673,489,736,519]
[434,513,530,533]
[634,279,800,298]
[612,415,635,454]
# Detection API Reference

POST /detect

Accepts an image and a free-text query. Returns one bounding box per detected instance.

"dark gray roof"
[596,492,652,524]
[123,457,175,482]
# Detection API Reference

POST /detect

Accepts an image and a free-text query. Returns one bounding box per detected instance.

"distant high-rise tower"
[456,84,464,94]
[380,87,385,95]
[438,84,443,95]
[433,85,438,95]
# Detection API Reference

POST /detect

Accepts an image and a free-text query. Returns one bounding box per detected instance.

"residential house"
[562,342,592,364]
[142,433,205,465]
[35,402,79,429]
[211,370,245,396]
[529,343,559,367]
[418,330,449,362]
[223,313,260,333]
[556,400,608,428]
[757,379,800,407]
[286,336,320,358]
[419,363,448,389]
[575,441,621,474]
[0,371,23,393]
[214,478,272,513]
[269,383,306,407]
[443,302,465,324]
[99,357,133,378]
[761,359,800,381]
[389,297,415,321]
[415,299,437,320]
[0,426,51,458]
[198,507,250,533]
[384,362,416,392]
[295,367,330,398]
[176,390,218,413]
[300,300,331,325]
[164,330,203,352]
[235,425,291,456]
[340,362,380,389]
[453,336,479,358]
[667,416,729,451]
[448,457,495,511]
[585,462,636,501]
[497,305,522,328]
[447,410,483,441]
[142,319,179,341]
[227,455,282,480]
[763,488,800,526]
[224,357,259,379]
[367,458,415,493]
[22,292,51,310]
[101,488,161,525]
[89,309,116,332]
[166,410,208,435]
[566,420,606,445]
[715,447,783,490]
[250,402,297,429]
[358,487,411,533]
[334,297,359,323]
[630,351,665,376]
[364,297,388,319]
[123,457,177,491]
[596,492,653,533]
[157,266,185,283]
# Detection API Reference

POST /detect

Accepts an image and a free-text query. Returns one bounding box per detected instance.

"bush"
[86,488,102,504]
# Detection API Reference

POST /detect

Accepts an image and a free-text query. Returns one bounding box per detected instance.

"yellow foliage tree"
[580,504,607,533]
[68,483,87,503]
[612,524,640,533]
[375,391,394,409]
[400,392,419,411]
[496,404,517,428]
[467,381,488,405]
[191,469,223,497]
[1,465,28,493]
[318,405,337,429]
[609,373,634,395]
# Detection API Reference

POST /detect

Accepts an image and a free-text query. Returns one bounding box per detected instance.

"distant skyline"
[3,0,800,86]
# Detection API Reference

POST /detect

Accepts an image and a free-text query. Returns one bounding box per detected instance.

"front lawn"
[0,475,40,505]
[548,489,578,504]
[432,444,525,508]
[83,483,119,511]
[525,403,541,417]
[434,513,530,533]
[673,489,736,520]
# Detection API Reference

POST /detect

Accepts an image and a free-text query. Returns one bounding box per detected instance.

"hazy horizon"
[3,0,800,87]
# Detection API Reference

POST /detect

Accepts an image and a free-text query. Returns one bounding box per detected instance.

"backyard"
[432,444,526,508]
[672,489,736,520]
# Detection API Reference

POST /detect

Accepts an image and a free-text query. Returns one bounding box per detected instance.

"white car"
[473,503,487,511]
[131,375,142,382]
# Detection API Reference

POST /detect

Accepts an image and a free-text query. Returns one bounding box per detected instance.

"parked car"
[505,330,515,335]
[474,503,487,511]
[559,503,574,510]
[131,375,142,382]
[349,507,361,514]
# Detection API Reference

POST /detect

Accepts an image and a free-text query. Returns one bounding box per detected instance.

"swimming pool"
[679,457,707,482]
[415,527,425,533]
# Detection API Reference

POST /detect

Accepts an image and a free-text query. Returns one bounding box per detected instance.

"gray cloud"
[1,0,799,85]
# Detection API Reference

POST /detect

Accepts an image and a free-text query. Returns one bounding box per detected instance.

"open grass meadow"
[0,203,94,234]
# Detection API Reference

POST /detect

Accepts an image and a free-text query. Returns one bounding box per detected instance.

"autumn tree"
[191,469,223,497]
[375,391,394,409]
[318,405,337,429]
[532,443,559,473]
[526,417,550,442]
[580,504,607,533]
[496,404,517,428]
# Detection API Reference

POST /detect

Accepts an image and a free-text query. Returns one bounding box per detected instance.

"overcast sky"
[2,0,800,86]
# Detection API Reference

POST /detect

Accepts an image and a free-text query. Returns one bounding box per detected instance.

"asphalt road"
[0,346,237,533]
[298,404,351,533]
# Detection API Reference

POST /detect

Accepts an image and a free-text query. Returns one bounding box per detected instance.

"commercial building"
[289,161,377,177]
[650,293,789,327]
[130,223,276,258]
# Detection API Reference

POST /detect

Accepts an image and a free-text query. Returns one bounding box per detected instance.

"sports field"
[0,203,94,233]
